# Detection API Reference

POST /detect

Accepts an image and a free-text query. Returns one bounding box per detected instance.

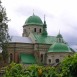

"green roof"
[20,53,36,64]
[25,14,43,26]
[48,43,71,52]
[33,34,56,44]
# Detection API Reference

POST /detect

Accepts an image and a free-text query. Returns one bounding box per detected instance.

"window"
[48,59,51,64]
[10,53,13,63]
[59,38,61,42]
[34,28,36,32]
[55,59,59,63]
[24,29,26,33]
[41,54,43,62]
[59,38,63,43]
[39,29,41,33]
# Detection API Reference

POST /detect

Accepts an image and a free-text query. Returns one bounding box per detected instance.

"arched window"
[55,59,59,63]
[10,53,13,63]
[41,54,43,62]
[48,59,51,64]
[34,28,36,32]
[39,29,41,33]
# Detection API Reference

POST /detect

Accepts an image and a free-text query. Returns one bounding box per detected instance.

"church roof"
[33,34,56,44]
[48,42,72,52]
[9,36,32,43]
[25,14,43,26]
[20,53,36,64]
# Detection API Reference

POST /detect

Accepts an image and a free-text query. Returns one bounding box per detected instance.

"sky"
[2,0,77,51]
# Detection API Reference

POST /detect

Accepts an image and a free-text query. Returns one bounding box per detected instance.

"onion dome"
[25,14,43,26]
[56,33,63,38]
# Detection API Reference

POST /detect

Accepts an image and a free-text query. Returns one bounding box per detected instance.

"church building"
[8,13,74,65]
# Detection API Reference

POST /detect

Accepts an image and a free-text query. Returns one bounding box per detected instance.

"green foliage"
[59,53,77,77]
[42,66,58,77]
[4,63,59,77]
[4,62,23,77]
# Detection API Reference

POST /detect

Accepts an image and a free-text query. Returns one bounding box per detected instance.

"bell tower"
[42,15,48,36]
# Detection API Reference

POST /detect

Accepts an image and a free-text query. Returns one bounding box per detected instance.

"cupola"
[25,14,43,26]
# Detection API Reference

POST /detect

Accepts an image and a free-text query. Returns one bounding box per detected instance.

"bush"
[59,53,77,77]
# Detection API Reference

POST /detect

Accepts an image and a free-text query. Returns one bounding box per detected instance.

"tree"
[59,53,77,77]
[0,0,10,63]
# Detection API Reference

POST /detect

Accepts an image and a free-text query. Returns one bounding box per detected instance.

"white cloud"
[2,0,77,50]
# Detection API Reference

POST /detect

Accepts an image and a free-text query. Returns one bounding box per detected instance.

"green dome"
[25,14,43,26]
[56,33,63,38]
[48,43,71,52]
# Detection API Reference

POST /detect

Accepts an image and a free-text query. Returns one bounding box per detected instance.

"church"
[8,13,74,65]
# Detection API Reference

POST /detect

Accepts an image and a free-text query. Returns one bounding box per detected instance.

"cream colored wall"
[23,25,43,37]
[8,42,73,64]
[8,43,34,63]
[47,52,72,64]
[39,44,50,61]
[40,51,46,64]
[39,44,50,63]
